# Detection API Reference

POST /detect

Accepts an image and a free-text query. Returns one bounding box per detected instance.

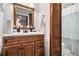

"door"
[35,40,44,56]
[50,3,62,56]
[2,44,21,56]
[21,42,34,56]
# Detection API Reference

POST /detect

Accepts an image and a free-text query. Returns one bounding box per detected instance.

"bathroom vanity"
[2,33,44,56]
[1,3,45,56]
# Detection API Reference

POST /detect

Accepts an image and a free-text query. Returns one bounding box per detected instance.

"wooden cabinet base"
[2,35,44,56]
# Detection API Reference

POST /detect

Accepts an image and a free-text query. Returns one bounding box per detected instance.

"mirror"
[13,3,35,32]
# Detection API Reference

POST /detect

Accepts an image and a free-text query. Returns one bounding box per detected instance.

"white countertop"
[3,32,44,37]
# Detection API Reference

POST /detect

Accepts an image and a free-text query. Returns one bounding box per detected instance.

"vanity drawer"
[17,35,44,43]
[3,37,20,46]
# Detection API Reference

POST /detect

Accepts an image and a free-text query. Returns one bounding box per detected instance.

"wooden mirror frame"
[13,3,35,28]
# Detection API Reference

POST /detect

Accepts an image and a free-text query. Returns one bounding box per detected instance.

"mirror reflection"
[13,4,35,33]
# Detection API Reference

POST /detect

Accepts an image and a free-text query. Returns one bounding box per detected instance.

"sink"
[3,32,44,37]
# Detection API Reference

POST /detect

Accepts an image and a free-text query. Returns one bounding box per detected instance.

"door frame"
[50,3,62,56]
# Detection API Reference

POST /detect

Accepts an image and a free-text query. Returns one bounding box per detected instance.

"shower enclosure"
[62,3,79,56]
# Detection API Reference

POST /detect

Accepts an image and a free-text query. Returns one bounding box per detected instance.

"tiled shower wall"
[62,4,79,56]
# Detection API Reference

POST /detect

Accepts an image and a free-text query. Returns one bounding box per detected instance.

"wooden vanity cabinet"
[2,35,44,56]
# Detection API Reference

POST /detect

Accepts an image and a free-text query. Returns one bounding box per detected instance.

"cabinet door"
[50,3,61,56]
[21,42,34,56]
[35,40,44,56]
[2,44,21,56]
